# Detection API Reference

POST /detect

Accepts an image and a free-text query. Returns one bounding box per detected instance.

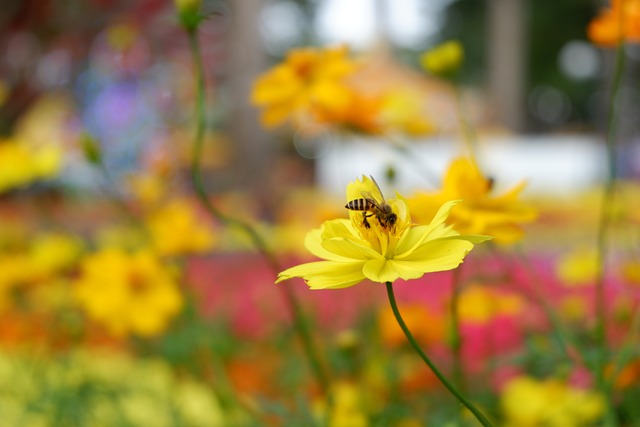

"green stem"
[510,246,581,362]
[449,266,465,393]
[453,84,477,159]
[385,282,494,427]
[185,30,330,394]
[594,40,626,427]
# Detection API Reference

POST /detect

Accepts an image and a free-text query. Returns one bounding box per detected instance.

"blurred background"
[1,0,636,200]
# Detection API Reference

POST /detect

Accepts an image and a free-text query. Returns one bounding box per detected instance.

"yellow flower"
[408,156,536,244]
[419,40,464,77]
[456,284,524,324]
[0,138,62,194]
[313,88,385,135]
[555,247,597,286]
[500,376,605,427]
[378,90,434,137]
[251,45,358,128]
[74,248,183,337]
[146,199,216,257]
[276,176,490,289]
[314,381,369,427]
[28,232,84,277]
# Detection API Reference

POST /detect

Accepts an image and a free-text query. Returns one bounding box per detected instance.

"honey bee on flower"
[276,175,491,289]
[345,175,397,230]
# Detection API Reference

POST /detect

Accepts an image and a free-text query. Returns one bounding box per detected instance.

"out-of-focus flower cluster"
[251,45,434,137]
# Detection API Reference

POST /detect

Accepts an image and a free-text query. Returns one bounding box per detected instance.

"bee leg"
[362,212,371,229]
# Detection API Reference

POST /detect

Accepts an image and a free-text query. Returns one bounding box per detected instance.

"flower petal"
[395,200,461,256]
[276,260,366,290]
[363,258,400,283]
[395,237,487,272]
[304,227,352,262]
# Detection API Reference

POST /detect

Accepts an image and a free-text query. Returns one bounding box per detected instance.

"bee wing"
[360,191,382,210]
[368,175,386,203]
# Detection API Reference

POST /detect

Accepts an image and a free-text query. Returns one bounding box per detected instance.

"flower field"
[0,0,639,426]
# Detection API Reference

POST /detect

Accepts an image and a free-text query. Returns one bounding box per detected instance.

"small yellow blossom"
[0,138,62,194]
[555,247,598,286]
[277,175,490,289]
[314,381,369,427]
[420,40,464,77]
[106,23,138,52]
[174,0,201,15]
[28,233,84,277]
[501,376,605,427]
[588,0,640,46]
[456,284,524,324]
[146,199,215,256]
[379,90,434,137]
[74,248,183,337]
[408,156,536,244]
[251,45,358,128]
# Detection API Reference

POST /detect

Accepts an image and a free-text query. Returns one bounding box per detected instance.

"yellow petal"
[395,237,484,273]
[276,260,366,289]
[304,227,352,261]
[395,200,461,256]
[363,259,400,283]
[322,237,382,261]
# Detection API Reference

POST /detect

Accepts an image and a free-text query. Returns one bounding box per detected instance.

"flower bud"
[419,40,464,79]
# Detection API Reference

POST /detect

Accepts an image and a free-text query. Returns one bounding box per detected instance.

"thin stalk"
[453,84,477,159]
[185,29,330,394]
[594,39,626,427]
[385,282,495,427]
[510,245,582,363]
[449,266,465,392]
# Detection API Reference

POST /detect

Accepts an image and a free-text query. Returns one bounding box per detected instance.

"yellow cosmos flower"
[500,376,604,427]
[146,199,215,257]
[408,156,536,244]
[276,176,490,289]
[74,248,183,337]
[251,45,358,128]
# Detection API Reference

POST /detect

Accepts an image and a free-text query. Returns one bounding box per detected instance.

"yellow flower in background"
[74,248,183,337]
[379,90,434,137]
[146,199,215,256]
[313,88,385,135]
[500,376,604,427]
[28,233,84,277]
[0,138,62,193]
[555,247,598,286]
[588,0,640,46]
[408,156,536,244]
[456,284,524,324]
[314,381,369,427]
[276,176,490,289]
[251,45,358,128]
[420,40,464,78]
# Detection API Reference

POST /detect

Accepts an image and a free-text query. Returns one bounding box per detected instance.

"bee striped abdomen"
[345,199,372,211]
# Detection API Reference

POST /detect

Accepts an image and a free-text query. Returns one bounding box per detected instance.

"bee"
[345,176,397,230]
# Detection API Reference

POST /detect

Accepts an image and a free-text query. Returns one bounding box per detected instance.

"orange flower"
[378,303,445,347]
[251,45,358,128]
[313,89,385,135]
[588,0,640,46]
